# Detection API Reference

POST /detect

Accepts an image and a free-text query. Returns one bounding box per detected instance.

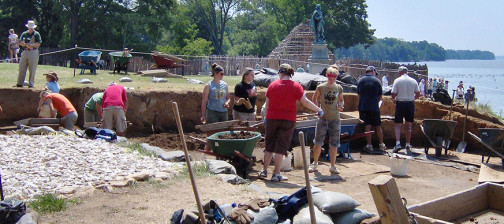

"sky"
[365,0,504,56]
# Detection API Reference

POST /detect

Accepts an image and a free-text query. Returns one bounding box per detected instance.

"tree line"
[0,0,374,58]
[333,37,495,62]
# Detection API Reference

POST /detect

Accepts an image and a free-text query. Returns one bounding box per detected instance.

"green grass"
[0,63,242,91]
[29,194,68,214]
[179,161,212,178]
[472,102,504,122]
[120,141,157,157]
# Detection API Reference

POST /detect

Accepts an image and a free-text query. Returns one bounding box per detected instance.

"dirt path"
[40,136,498,223]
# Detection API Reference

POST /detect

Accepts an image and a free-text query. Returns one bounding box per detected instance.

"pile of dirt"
[217,131,257,139]
[130,132,207,151]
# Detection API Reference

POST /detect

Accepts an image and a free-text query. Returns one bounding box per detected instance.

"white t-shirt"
[382,76,388,86]
[392,74,420,101]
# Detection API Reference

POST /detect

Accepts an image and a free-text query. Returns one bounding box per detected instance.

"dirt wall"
[0,88,502,151]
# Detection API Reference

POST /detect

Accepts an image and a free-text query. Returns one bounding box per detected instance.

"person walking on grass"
[392,66,420,154]
[17,20,42,88]
[233,67,257,121]
[8,29,19,63]
[358,66,387,154]
[259,64,323,182]
[309,65,344,174]
[201,63,230,124]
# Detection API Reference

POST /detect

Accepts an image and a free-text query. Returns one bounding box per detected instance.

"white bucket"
[293,146,310,169]
[280,152,292,171]
[390,153,412,176]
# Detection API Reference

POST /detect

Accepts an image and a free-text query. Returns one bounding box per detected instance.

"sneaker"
[271,173,288,182]
[405,145,412,154]
[379,143,387,151]
[329,166,340,174]
[393,144,402,153]
[309,162,318,173]
[362,144,373,153]
[259,170,267,179]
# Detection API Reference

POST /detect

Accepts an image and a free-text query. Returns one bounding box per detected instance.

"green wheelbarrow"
[202,131,262,178]
[109,51,132,74]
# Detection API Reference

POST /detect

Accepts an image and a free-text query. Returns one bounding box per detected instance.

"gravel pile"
[0,134,178,200]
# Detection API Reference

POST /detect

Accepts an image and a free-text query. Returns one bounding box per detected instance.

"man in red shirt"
[102,82,128,136]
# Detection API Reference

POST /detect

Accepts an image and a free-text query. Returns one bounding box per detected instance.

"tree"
[183,0,241,55]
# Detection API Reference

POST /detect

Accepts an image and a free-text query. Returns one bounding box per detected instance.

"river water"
[412,57,504,115]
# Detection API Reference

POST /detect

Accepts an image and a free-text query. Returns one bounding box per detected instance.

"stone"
[16,211,39,224]
[217,174,250,185]
[119,77,133,82]
[206,160,236,175]
[58,186,76,194]
[95,184,113,192]
[127,171,151,181]
[109,179,135,188]
[159,151,187,162]
[154,172,173,180]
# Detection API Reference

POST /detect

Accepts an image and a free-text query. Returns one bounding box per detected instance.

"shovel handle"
[299,132,316,224]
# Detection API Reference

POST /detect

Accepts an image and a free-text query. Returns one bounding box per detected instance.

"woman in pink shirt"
[259,64,322,182]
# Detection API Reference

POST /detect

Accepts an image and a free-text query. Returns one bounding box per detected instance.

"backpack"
[270,187,308,222]
[76,127,118,142]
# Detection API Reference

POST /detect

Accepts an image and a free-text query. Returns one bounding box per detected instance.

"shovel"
[449,89,456,119]
[456,99,469,153]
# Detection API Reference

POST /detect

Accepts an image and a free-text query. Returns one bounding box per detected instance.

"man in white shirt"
[391,66,420,154]
[382,74,389,86]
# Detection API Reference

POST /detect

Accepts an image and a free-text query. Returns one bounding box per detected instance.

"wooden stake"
[368,175,409,224]
[299,131,316,224]
[172,102,206,224]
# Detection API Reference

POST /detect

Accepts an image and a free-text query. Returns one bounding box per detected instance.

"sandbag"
[331,208,376,224]
[0,199,26,224]
[119,77,133,82]
[16,126,56,135]
[293,204,333,224]
[206,160,237,175]
[252,207,278,224]
[312,191,360,214]
[77,78,93,84]
[217,174,250,185]
[337,73,358,86]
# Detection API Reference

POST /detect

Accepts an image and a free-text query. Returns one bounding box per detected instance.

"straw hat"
[44,71,58,82]
[25,20,37,29]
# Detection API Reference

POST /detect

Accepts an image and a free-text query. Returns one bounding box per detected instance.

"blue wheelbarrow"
[77,51,102,75]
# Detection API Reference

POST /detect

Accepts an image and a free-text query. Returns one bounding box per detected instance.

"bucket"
[293,146,310,169]
[280,152,292,171]
[390,153,412,176]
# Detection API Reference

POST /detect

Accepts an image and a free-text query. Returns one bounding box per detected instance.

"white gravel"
[0,134,178,200]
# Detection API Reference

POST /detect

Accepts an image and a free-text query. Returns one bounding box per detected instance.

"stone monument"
[308,4,331,75]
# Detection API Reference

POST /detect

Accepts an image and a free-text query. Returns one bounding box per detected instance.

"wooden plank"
[408,183,489,222]
[479,163,504,184]
[488,183,504,210]
[411,213,453,224]
[195,120,240,132]
[28,118,61,125]
[368,175,410,224]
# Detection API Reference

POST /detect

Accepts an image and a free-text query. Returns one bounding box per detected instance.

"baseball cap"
[398,66,408,72]
[365,66,379,75]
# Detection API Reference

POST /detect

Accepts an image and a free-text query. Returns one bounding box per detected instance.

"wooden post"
[368,175,409,224]
[299,131,316,224]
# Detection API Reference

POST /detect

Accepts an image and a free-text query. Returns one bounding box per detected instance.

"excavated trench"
[0,88,502,152]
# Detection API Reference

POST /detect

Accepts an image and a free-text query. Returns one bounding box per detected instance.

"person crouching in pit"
[38,90,78,130]
[310,65,344,174]
[259,63,323,182]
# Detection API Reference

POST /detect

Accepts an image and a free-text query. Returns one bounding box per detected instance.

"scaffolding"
[268,20,334,65]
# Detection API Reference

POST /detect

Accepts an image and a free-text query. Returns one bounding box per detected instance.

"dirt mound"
[217,131,257,139]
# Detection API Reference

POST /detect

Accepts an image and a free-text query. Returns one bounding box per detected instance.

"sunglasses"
[326,74,338,78]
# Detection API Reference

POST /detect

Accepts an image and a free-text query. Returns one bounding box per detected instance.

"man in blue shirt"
[357,66,386,153]
[16,20,42,88]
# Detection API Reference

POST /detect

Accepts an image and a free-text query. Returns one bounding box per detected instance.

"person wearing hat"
[310,64,344,174]
[16,20,42,88]
[456,81,465,104]
[259,63,323,182]
[201,63,230,124]
[358,66,387,153]
[102,82,128,136]
[37,90,78,130]
[44,71,60,94]
[392,66,420,154]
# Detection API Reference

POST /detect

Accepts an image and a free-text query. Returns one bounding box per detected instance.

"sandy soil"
[40,135,504,224]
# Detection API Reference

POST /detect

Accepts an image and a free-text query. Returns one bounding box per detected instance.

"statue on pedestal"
[310,4,325,44]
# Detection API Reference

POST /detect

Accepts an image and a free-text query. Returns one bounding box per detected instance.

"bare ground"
[40,135,503,223]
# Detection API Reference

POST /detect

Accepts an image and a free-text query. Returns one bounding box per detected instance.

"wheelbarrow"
[468,128,504,168]
[109,51,132,74]
[150,51,184,69]
[197,131,262,178]
[77,50,102,75]
[420,119,457,157]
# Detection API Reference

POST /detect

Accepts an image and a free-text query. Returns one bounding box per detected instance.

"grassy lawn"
[0,63,243,92]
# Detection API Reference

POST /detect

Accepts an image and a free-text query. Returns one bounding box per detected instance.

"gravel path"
[0,134,177,200]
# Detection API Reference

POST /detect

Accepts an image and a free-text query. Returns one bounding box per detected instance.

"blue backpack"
[82,127,118,142]
[270,187,308,221]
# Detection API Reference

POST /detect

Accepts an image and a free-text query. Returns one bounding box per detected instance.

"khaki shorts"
[102,106,127,133]
[232,110,255,121]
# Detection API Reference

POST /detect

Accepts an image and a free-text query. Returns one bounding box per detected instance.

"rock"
[206,159,236,175]
[119,77,133,82]
[16,211,39,224]
[187,79,204,84]
[159,151,187,162]
[217,174,250,185]
[109,179,135,188]
[95,184,113,192]
[58,186,76,194]
[152,77,168,83]
[154,172,174,180]
[77,78,93,84]
[127,171,151,181]
[140,143,165,155]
